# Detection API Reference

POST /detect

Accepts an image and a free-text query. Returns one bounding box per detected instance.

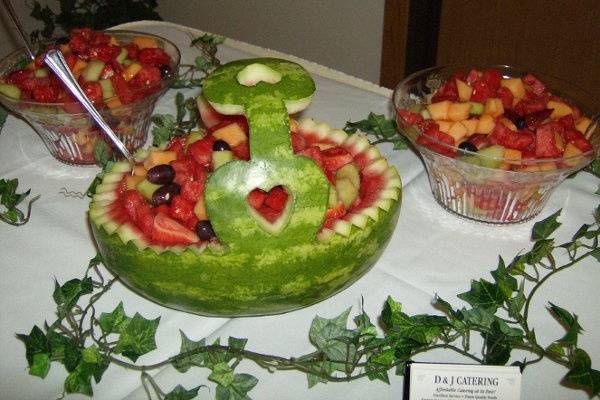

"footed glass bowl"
[393,65,599,223]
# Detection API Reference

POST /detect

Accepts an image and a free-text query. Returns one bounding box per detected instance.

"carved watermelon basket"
[89,58,401,316]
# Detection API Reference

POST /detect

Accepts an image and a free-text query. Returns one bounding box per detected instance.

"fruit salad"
[396,67,595,171]
[393,65,598,223]
[0,29,179,165]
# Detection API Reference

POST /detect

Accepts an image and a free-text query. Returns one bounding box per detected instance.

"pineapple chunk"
[500,78,526,100]
[436,120,452,133]
[563,142,584,166]
[476,114,495,134]
[447,122,468,142]
[484,98,504,117]
[447,102,471,122]
[426,100,451,120]
[547,100,572,119]
[456,79,473,102]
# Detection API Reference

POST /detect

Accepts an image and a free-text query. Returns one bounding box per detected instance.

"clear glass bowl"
[0,31,180,166]
[393,65,600,223]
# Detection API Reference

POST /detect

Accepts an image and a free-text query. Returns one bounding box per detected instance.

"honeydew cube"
[563,142,584,166]
[436,120,452,133]
[484,98,504,117]
[462,119,478,136]
[447,122,468,142]
[448,102,472,121]
[500,78,526,100]
[336,178,359,208]
[456,79,473,102]
[426,100,451,121]
[476,114,495,134]
[547,100,573,120]
[575,117,592,136]
[503,148,522,165]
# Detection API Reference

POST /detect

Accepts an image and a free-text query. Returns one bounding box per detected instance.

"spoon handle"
[44,49,136,167]
[1,0,36,61]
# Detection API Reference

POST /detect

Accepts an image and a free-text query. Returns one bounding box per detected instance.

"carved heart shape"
[247,185,293,234]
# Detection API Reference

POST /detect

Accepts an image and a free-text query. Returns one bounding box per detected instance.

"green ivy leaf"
[93,140,115,168]
[382,297,448,344]
[113,313,160,362]
[460,307,496,329]
[548,303,583,347]
[208,362,234,387]
[531,209,562,241]
[309,308,356,362]
[215,373,258,400]
[525,239,555,265]
[98,302,131,335]
[228,337,248,352]
[365,357,390,383]
[490,256,518,299]
[307,361,335,388]
[52,277,93,318]
[482,331,511,365]
[17,325,50,374]
[563,349,600,396]
[173,331,207,373]
[46,330,80,372]
[458,279,505,312]
[30,353,51,378]
[164,384,202,400]
[64,346,109,396]
[152,114,178,146]
[507,280,526,320]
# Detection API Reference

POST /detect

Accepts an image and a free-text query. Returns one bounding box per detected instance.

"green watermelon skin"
[91,197,400,316]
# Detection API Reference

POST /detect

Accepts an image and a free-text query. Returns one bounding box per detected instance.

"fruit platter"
[0,28,180,165]
[393,65,599,223]
[89,58,401,316]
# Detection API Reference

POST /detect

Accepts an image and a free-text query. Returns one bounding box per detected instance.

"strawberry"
[564,129,593,152]
[32,85,59,103]
[466,69,480,85]
[497,86,514,110]
[321,147,353,172]
[431,80,459,103]
[152,212,199,245]
[167,136,186,159]
[525,108,553,130]
[91,31,111,46]
[111,73,134,104]
[482,68,502,92]
[535,122,563,158]
[181,180,204,203]
[490,122,534,150]
[187,135,215,167]
[169,196,195,224]
[557,115,575,130]
[248,189,267,209]
[139,48,171,67]
[523,73,546,95]
[264,186,288,212]
[69,34,89,57]
[470,80,493,103]
[89,45,121,62]
[136,204,155,238]
[397,109,424,126]
[126,43,140,60]
[81,81,103,106]
[130,65,162,88]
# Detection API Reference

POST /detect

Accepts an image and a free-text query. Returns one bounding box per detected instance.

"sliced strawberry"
[185,215,199,231]
[514,94,547,116]
[535,122,563,158]
[431,80,459,103]
[525,108,553,130]
[126,43,140,60]
[564,129,593,152]
[490,122,534,150]
[482,69,502,92]
[466,69,480,85]
[167,136,186,159]
[130,65,161,88]
[248,189,267,209]
[470,80,493,103]
[187,135,215,167]
[181,180,204,203]
[193,163,208,183]
[89,45,121,62]
[169,196,195,224]
[152,212,199,245]
[497,86,514,110]
[264,186,288,212]
[523,73,545,95]
[136,204,155,238]
[111,73,134,104]
[91,31,111,46]
[139,48,171,67]
[291,133,307,152]
[81,81,103,106]
[558,115,575,130]
[321,147,353,173]
[32,85,59,103]
[397,109,424,126]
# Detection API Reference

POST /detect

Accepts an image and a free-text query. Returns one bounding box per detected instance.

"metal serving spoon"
[44,50,136,167]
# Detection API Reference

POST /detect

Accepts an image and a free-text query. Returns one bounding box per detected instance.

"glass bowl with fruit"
[393,65,599,223]
[0,29,180,165]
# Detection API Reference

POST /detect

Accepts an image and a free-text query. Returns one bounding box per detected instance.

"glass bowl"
[393,65,599,223]
[0,31,181,165]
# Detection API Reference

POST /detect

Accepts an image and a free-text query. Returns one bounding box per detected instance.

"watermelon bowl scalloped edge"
[89,118,401,317]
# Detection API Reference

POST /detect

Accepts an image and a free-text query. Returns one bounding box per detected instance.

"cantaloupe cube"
[503,148,522,165]
[132,36,158,49]
[500,78,525,100]
[519,165,540,172]
[498,162,512,170]
[462,119,478,136]
[133,165,147,176]
[436,120,452,133]
[194,195,207,220]
[575,117,592,136]
[501,118,517,131]
[447,122,468,142]
[123,62,142,81]
[448,102,472,121]
[554,132,565,151]
[143,150,177,170]
[126,174,145,190]
[484,98,504,117]
[476,114,495,134]
[563,142,584,166]
[547,100,572,119]
[426,100,451,120]
[538,162,557,171]
[212,122,247,147]
[456,79,473,102]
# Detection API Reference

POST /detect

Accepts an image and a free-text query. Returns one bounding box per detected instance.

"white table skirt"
[1,21,598,400]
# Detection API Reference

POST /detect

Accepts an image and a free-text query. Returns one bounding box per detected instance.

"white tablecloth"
[1,21,599,400]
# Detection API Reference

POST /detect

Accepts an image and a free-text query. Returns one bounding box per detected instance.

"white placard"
[408,363,521,400]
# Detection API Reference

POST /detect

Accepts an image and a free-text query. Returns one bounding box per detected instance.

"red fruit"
[130,66,162,88]
[431,80,459,103]
[167,136,186,159]
[515,96,547,116]
[450,71,467,83]
[89,45,120,62]
[181,180,204,203]
[497,86,514,110]
[91,31,111,46]
[490,122,534,150]
[564,129,593,152]
[126,43,140,60]
[558,115,575,130]
[187,135,215,167]
[69,35,89,57]
[525,108,553,130]
[291,133,307,152]
[481,69,502,92]
[535,122,563,158]
[64,53,78,70]
[197,96,225,129]
[248,189,267,209]
[209,116,249,135]
[325,203,346,220]
[169,196,195,224]
[193,163,208,183]
[152,212,199,245]
[321,147,353,172]
[523,73,545,95]
[397,109,424,126]
[81,81,103,105]
[470,80,493,103]
[139,48,171,67]
[466,69,480,85]
[71,28,93,41]
[111,73,134,104]
[32,85,59,103]
[123,190,146,222]
[136,204,155,238]
[264,186,288,212]
[258,205,280,223]
[232,141,250,160]
[170,155,195,174]
[300,146,333,182]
